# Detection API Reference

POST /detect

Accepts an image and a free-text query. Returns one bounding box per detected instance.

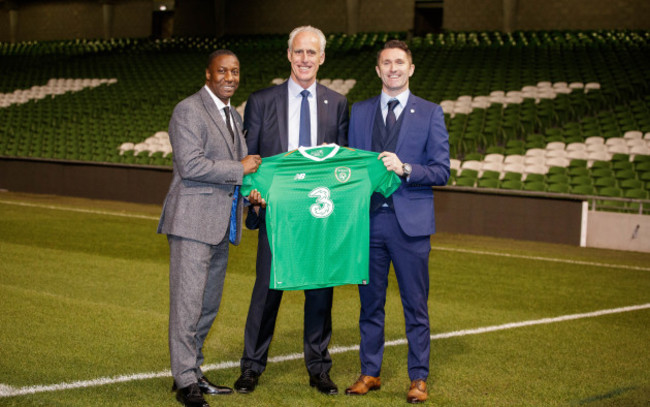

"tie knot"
[301,89,310,98]
[387,99,399,111]
[223,106,230,114]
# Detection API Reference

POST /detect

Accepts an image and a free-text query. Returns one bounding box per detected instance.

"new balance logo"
[294,173,306,180]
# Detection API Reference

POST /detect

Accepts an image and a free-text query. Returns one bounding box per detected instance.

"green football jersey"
[241,144,401,290]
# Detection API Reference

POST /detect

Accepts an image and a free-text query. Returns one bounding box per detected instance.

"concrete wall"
[0,158,585,246]
[2,0,650,43]
[444,0,650,31]
[0,0,152,42]
[0,158,172,205]
[215,0,414,36]
[434,188,583,246]
[587,211,650,253]
[3,158,648,252]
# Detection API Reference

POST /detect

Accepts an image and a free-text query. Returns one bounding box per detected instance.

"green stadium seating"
[500,180,524,190]
[547,183,570,193]
[1,29,649,212]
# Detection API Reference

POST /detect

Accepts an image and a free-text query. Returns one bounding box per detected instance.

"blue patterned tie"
[229,185,239,244]
[386,99,399,131]
[299,90,311,147]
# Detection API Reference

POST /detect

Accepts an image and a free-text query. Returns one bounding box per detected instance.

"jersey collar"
[298,144,340,161]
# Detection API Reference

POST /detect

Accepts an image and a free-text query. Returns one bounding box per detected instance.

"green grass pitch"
[0,191,648,406]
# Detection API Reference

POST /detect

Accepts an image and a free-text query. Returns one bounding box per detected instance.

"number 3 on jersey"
[308,186,334,218]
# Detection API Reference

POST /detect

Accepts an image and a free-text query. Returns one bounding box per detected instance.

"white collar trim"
[297,144,340,161]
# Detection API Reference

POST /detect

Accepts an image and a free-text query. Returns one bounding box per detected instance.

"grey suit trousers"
[168,233,229,388]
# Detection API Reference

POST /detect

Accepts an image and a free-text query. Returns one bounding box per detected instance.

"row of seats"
[0,31,649,210]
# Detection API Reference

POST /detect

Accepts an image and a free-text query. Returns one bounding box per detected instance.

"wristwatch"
[402,163,412,177]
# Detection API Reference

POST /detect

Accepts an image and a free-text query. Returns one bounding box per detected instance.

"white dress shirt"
[380,89,410,125]
[204,84,234,128]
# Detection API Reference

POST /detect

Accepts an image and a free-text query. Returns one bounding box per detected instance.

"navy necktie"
[386,99,399,132]
[223,106,235,142]
[299,89,311,147]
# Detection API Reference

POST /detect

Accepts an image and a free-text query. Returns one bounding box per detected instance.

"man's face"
[205,54,240,104]
[375,47,415,97]
[287,31,325,89]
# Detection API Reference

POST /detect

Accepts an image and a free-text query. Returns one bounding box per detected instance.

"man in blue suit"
[234,26,348,396]
[344,40,450,404]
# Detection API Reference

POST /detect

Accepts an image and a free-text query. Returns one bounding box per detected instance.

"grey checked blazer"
[158,86,247,245]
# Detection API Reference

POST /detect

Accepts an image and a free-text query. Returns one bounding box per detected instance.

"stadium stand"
[1,30,649,212]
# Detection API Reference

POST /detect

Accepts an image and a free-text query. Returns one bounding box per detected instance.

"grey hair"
[288,26,326,54]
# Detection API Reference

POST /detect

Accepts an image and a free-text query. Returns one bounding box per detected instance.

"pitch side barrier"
[1,157,648,251]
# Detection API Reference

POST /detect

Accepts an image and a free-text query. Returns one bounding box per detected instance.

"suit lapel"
[316,83,329,145]
[395,94,415,153]
[231,109,246,159]
[276,82,289,152]
[200,88,236,157]
[366,96,381,151]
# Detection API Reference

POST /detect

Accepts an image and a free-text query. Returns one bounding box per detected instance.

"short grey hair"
[288,26,326,54]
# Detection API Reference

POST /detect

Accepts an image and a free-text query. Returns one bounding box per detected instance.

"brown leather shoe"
[407,379,428,403]
[345,374,381,395]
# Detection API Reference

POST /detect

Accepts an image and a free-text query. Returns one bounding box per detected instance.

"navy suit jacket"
[244,81,349,157]
[243,80,349,229]
[348,93,450,237]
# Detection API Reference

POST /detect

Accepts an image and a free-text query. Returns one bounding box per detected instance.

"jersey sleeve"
[241,155,278,197]
[362,150,402,198]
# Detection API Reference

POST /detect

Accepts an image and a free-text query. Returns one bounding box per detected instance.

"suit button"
[228,192,233,197]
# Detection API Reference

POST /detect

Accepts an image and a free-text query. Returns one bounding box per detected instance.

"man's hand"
[247,189,267,210]
[378,151,404,176]
[242,154,262,175]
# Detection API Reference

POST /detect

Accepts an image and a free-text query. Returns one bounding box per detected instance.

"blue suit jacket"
[348,93,450,237]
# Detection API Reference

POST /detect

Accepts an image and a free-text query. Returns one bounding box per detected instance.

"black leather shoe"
[175,383,209,407]
[234,369,259,393]
[197,376,233,395]
[309,372,338,395]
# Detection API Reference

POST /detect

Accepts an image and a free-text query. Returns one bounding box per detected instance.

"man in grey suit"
[234,26,348,396]
[158,49,261,407]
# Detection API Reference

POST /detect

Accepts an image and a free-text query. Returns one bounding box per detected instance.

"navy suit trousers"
[358,208,431,381]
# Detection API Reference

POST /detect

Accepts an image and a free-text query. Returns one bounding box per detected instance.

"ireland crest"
[335,167,351,183]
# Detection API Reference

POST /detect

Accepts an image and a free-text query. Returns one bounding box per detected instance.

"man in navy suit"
[234,26,348,395]
[344,40,450,404]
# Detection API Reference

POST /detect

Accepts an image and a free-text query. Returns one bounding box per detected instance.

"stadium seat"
[500,180,523,190]
[547,166,568,176]
[502,171,523,182]
[572,185,596,195]
[594,177,618,188]
[546,174,570,185]
[591,168,615,179]
[477,178,499,188]
[455,177,477,187]
[620,178,644,190]
[524,173,545,183]
[547,183,570,193]
[523,182,546,192]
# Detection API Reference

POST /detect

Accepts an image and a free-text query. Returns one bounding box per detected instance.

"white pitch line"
[1,303,649,398]
[0,200,160,221]
[431,246,650,272]
[2,199,647,273]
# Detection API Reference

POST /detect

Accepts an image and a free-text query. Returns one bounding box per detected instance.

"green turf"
[0,192,648,406]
